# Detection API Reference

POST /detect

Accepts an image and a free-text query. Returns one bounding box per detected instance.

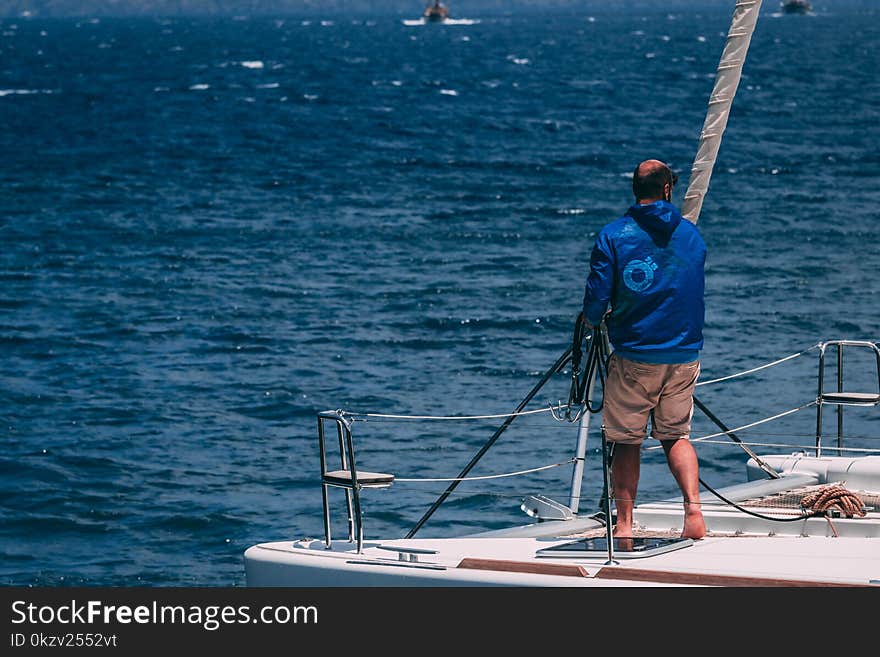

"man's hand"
[582,308,612,329]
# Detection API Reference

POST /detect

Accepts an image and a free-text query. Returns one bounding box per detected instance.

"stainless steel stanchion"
[600,425,618,565]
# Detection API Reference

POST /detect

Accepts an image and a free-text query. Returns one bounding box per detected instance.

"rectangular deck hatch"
[536,536,693,559]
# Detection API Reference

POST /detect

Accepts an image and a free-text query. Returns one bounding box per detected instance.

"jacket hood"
[625,200,682,237]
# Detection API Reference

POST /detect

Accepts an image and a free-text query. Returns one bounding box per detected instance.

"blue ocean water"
[1,5,878,586]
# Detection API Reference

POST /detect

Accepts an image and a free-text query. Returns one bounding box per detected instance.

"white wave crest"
[0,88,55,97]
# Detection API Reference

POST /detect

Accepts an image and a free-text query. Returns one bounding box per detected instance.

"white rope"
[681,439,880,454]
[350,403,568,421]
[695,343,820,387]
[395,458,576,482]
[645,401,816,450]
[693,401,816,442]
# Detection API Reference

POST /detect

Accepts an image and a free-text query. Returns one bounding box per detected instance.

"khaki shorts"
[602,354,700,445]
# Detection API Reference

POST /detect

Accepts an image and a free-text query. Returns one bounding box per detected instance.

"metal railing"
[318,410,394,553]
[815,340,880,457]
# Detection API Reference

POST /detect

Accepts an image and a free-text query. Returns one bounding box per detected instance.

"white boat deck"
[245,446,880,587]
[245,531,880,587]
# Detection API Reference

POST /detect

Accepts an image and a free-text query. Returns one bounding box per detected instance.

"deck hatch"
[536,536,693,559]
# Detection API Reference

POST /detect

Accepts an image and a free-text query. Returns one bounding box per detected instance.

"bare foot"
[613,521,634,539]
[681,511,706,540]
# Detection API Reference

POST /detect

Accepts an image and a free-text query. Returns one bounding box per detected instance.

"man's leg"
[611,443,641,538]
[602,355,657,538]
[660,439,706,539]
[653,361,705,539]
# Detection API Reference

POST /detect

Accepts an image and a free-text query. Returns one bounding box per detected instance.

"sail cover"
[682,0,764,224]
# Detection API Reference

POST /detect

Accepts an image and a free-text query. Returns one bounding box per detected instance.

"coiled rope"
[800,484,867,518]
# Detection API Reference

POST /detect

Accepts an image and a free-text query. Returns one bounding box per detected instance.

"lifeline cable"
[344,341,822,421]
[349,405,568,421]
[394,458,576,483]
[693,439,880,454]
[405,346,574,539]
[644,400,816,449]
[695,343,820,387]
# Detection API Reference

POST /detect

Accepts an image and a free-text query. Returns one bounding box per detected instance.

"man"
[582,159,707,540]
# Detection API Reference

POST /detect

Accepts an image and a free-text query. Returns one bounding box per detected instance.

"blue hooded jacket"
[582,200,706,364]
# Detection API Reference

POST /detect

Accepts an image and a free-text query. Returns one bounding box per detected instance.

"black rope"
[698,477,819,522]
[566,316,611,419]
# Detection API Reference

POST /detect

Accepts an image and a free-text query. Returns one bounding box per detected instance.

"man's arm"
[582,233,614,328]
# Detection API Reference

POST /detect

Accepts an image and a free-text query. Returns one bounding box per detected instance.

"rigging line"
[687,430,880,441]
[348,403,570,421]
[695,343,821,387]
[406,346,574,539]
[349,344,820,423]
[512,414,880,440]
[342,415,876,442]
[348,344,820,421]
[394,485,841,513]
[393,487,567,500]
[685,439,880,454]
[692,394,779,478]
[692,401,816,442]
[603,496,817,515]
[395,458,576,483]
[467,410,859,434]
[644,400,816,451]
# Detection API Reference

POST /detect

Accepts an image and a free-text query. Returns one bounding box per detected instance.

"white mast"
[682,0,764,224]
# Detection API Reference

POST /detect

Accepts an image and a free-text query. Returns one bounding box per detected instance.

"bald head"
[632,159,677,203]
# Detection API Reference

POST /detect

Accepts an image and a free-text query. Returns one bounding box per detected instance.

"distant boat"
[781,0,812,14]
[424,1,450,22]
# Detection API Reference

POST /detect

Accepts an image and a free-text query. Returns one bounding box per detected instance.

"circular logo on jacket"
[622,257,658,292]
